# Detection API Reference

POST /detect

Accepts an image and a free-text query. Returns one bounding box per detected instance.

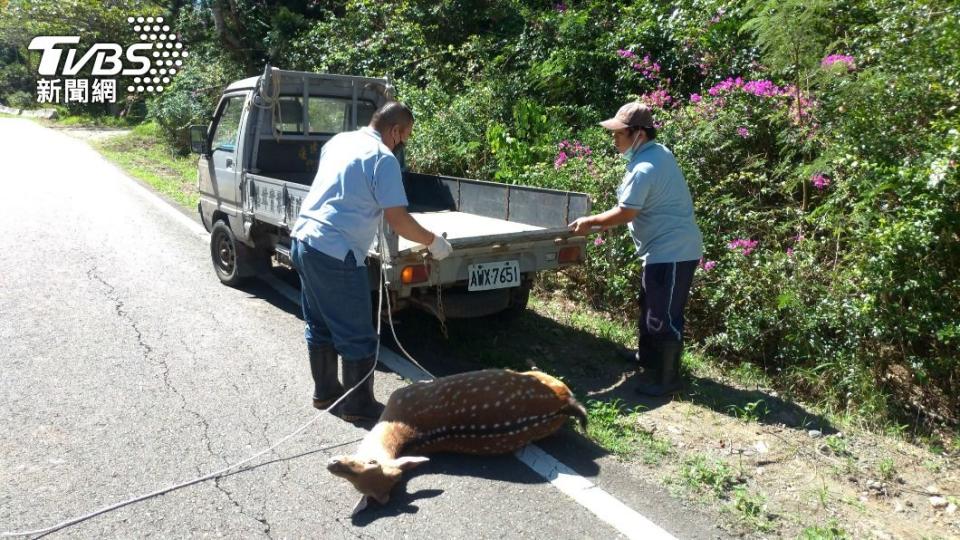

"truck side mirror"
[189,125,209,154]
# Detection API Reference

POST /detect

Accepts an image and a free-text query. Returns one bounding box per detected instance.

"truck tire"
[210,220,259,287]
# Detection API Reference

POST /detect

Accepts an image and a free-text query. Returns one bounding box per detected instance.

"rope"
[1,100,442,539]
[250,67,282,142]
[1,220,424,539]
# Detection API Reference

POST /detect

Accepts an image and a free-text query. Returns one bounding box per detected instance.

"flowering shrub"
[810,173,830,190]
[640,89,673,109]
[554,139,594,171]
[821,54,856,70]
[727,238,759,256]
[223,0,960,429]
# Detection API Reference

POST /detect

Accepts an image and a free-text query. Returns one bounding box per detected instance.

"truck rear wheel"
[210,220,259,286]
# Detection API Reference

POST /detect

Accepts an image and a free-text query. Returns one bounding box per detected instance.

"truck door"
[209,93,247,214]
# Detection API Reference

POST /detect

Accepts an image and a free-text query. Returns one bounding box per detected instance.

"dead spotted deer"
[327,368,587,514]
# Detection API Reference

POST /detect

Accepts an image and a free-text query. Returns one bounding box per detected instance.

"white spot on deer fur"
[471,405,477,410]
[494,401,501,407]
[483,404,489,409]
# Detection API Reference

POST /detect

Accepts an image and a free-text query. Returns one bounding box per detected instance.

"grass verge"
[585,399,671,464]
[91,121,198,209]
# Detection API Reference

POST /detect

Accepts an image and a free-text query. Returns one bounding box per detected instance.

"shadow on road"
[386,305,837,435]
[235,269,836,522]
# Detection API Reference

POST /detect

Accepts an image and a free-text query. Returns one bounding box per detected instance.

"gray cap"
[600,101,655,130]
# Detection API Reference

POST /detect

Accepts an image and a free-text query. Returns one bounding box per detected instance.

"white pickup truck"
[190,67,590,321]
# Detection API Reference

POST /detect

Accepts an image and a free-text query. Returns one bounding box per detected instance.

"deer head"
[326,455,430,514]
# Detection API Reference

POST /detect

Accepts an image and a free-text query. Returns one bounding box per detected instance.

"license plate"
[467,260,520,292]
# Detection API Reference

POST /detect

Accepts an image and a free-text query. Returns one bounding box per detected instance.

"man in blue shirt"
[291,102,452,421]
[569,102,703,396]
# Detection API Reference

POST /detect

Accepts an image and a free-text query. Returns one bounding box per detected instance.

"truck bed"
[246,170,589,259]
[398,211,545,252]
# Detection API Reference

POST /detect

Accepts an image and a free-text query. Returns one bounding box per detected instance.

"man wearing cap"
[290,101,453,421]
[569,102,703,396]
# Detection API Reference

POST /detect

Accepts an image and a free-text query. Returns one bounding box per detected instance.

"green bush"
[147,47,244,153]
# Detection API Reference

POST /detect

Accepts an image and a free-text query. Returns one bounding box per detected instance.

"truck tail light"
[401,265,429,284]
[558,246,582,264]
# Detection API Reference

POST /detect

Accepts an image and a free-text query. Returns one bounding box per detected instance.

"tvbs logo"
[29,36,152,76]
[29,16,186,100]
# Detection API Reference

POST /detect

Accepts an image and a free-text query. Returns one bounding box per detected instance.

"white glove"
[427,234,453,260]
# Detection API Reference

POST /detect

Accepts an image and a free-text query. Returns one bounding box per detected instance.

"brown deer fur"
[327,369,587,512]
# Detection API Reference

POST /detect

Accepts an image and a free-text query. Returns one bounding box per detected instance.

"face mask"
[621,131,643,161]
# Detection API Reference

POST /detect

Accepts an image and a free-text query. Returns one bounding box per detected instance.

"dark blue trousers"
[638,260,699,343]
[291,238,377,360]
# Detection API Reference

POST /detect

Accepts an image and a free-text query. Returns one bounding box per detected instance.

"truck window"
[272,96,377,135]
[211,95,244,152]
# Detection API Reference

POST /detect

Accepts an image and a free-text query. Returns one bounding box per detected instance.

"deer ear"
[350,495,369,517]
[391,456,430,470]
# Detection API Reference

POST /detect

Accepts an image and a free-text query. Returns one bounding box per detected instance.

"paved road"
[0,119,725,539]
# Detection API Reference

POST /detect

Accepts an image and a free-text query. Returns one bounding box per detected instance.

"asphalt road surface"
[0,119,726,539]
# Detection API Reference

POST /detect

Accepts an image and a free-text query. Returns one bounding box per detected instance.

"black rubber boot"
[309,343,344,410]
[621,291,655,369]
[618,337,656,370]
[635,340,683,397]
[335,356,384,422]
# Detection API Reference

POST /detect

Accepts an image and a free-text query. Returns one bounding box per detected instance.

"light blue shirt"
[291,127,409,266]
[617,141,703,265]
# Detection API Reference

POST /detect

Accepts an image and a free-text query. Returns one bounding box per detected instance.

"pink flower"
[617,49,636,59]
[628,54,662,80]
[593,236,606,246]
[821,54,856,71]
[727,238,759,256]
[640,89,673,109]
[554,152,568,169]
[554,2,567,12]
[786,248,794,257]
[702,260,717,271]
[705,77,787,99]
[689,93,702,103]
[811,173,830,190]
[736,126,750,138]
[554,140,593,169]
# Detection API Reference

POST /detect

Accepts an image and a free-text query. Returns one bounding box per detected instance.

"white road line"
[94,132,677,540]
[515,445,676,540]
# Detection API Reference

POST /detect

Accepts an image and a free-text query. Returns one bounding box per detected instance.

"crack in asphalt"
[87,266,222,462]
[213,478,274,539]
[86,267,153,359]
[87,266,275,535]
[233,380,287,534]
[83,266,357,538]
